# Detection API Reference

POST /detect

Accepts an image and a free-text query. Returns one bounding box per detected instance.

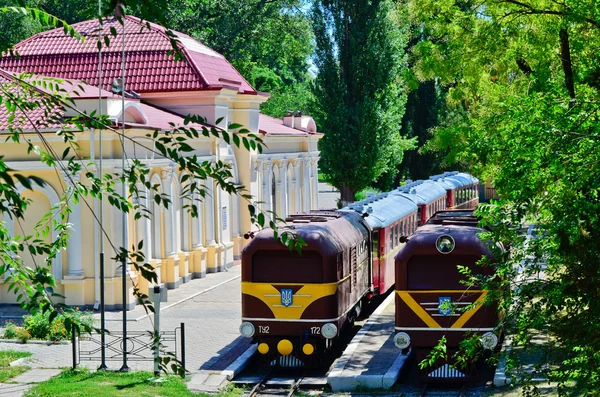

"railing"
[72,323,185,372]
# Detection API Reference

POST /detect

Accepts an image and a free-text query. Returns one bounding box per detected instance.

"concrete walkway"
[0,368,60,397]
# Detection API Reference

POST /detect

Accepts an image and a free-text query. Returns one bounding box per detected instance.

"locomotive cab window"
[252,250,323,283]
[406,255,484,290]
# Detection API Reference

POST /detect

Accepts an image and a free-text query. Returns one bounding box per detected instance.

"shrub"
[3,322,19,339]
[23,311,51,340]
[22,309,96,341]
[354,187,382,202]
[15,327,31,343]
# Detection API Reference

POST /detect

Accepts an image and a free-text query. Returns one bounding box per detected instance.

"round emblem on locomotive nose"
[436,235,455,254]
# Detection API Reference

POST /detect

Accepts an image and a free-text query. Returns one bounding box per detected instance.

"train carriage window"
[252,250,323,283]
[372,231,379,259]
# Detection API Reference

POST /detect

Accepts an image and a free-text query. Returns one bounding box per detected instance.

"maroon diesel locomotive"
[240,211,371,366]
[393,210,499,380]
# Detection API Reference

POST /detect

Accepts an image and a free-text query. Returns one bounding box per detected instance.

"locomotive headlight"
[321,323,338,339]
[436,235,455,254]
[239,322,255,338]
[480,332,498,350]
[394,332,411,349]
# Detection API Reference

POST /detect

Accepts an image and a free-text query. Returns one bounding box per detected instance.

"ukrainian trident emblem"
[281,288,293,307]
[438,296,453,316]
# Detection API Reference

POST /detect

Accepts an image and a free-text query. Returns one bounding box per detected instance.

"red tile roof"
[258,114,314,136]
[0,16,257,95]
[0,70,65,131]
[0,70,210,132]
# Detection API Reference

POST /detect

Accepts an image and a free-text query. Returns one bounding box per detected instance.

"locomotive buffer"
[328,292,409,392]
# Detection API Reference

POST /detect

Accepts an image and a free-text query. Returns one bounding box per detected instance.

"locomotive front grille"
[271,355,305,368]
[427,363,466,378]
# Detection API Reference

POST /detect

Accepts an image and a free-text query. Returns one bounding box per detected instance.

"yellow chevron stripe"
[242,282,337,320]
[397,290,488,329]
[451,291,488,328]
[397,291,441,328]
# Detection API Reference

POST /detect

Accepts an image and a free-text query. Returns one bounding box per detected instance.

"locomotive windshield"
[407,255,484,290]
[252,250,323,283]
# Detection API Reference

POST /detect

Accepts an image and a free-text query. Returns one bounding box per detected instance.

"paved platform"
[328,293,409,392]
[0,264,250,376]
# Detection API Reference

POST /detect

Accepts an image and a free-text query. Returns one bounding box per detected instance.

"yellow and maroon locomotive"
[394,210,499,380]
[240,211,371,366]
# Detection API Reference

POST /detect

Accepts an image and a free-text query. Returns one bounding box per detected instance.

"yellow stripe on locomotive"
[241,282,338,320]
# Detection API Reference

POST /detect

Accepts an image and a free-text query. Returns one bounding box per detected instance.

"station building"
[0,16,322,309]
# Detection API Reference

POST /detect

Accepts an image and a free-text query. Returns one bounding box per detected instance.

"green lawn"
[0,350,32,382]
[25,368,243,397]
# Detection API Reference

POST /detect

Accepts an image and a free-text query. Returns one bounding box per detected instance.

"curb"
[9,356,33,367]
[220,344,257,380]
[0,339,69,345]
[329,292,395,378]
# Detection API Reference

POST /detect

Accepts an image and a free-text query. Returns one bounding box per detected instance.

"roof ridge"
[119,15,214,90]
[13,17,109,49]
[123,16,253,92]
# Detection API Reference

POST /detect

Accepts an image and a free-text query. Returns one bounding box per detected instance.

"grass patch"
[25,368,244,397]
[0,350,32,382]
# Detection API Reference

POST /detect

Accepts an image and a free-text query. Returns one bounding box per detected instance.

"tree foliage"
[409,0,600,394]
[311,0,415,202]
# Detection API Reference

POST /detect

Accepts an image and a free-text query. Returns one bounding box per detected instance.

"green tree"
[409,0,600,394]
[311,0,415,202]
[0,0,43,47]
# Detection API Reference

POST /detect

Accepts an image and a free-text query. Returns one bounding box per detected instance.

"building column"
[205,176,219,273]
[191,189,207,278]
[303,158,312,212]
[252,159,262,205]
[65,171,84,278]
[109,168,136,310]
[262,159,273,213]
[229,161,243,261]
[311,157,320,210]
[161,166,181,289]
[279,159,288,218]
[294,160,302,214]
[133,182,157,294]
[62,171,85,306]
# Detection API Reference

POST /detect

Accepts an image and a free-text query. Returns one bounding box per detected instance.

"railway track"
[417,383,468,397]
[246,372,305,397]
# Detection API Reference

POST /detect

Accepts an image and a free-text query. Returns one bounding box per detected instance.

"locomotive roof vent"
[292,219,310,223]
